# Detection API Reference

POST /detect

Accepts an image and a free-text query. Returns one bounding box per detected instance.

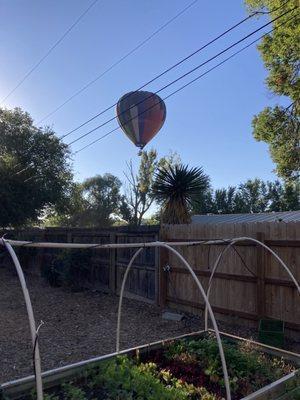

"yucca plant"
[152,164,209,224]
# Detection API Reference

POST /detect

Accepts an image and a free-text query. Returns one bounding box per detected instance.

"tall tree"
[236,179,269,213]
[81,174,123,227]
[50,174,123,227]
[245,0,299,181]
[193,178,299,215]
[282,182,300,210]
[0,107,72,227]
[192,188,215,214]
[121,149,180,226]
[214,186,236,214]
[153,164,210,224]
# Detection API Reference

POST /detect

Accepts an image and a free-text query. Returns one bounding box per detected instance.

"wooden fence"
[1,222,299,335]
[159,222,300,335]
[0,226,159,303]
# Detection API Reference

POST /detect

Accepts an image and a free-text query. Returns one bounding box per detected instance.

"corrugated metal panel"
[191,211,300,224]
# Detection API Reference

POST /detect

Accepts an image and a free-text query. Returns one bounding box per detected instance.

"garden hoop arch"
[1,236,300,400]
[0,238,232,400]
[1,239,43,400]
[115,242,231,399]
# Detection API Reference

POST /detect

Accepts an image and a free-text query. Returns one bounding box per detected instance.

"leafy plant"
[62,383,87,400]
[22,337,296,400]
[163,336,295,398]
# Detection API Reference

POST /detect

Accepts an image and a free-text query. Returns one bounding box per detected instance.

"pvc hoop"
[116,248,143,353]
[116,242,232,400]
[2,239,43,400]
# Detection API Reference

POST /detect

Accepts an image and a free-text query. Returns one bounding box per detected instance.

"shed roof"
[191,210,300,224]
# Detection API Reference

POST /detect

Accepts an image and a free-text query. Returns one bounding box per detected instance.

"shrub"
[42,249,92,291]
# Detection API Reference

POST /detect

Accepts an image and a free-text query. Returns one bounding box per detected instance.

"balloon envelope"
[116,91,166,149]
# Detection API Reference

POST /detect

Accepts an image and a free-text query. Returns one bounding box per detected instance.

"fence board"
[160,222,300,335]
[1,226,159,303]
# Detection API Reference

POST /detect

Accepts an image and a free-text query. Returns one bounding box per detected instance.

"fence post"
[159,248,168,308]
[109,232,117,294]
[36,229,46,275]
[256,232,266,323]
[154,233,160,305]
[67,229,73,244]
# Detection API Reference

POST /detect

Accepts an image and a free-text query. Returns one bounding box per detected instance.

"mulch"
[0,265,299,383]
[0,266,191,383]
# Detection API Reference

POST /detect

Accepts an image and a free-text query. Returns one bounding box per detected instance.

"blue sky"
[0,0,288,189]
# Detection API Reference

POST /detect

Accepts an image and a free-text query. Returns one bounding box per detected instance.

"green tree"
[81,174,122,227]
[192,188,214,214]
[153,164,210,224]
[0,107,72,227]
[52,174,123,227]
[121,149,180,226]
[236,178,269,213]
[267,180,300,210]
[214,186,236,214]
[193,178,299,215]
[244,0,300,181]
[252,105,300,180]
[45,182,87,227]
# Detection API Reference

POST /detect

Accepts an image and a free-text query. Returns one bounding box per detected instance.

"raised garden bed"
[1,331,299,400]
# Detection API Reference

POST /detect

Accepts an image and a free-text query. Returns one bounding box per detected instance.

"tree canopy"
[193,178,299,214]
[244,0,300,181]
[48,174,123,227]
[0,107,72,227]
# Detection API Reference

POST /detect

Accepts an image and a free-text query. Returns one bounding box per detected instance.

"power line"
[0,0,100,105]
[61,0,292,140]
[15,88,295,182]
[11,7,297,182]
[74,14,297,154]
[73,36,268,153]
[37,0,199,124]
[11,5,297,181]
[68,7,296,147]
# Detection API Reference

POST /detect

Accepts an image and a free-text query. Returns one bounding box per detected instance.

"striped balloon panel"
[116,91,166,148]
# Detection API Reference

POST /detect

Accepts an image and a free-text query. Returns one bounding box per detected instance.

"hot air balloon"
[116,91,166,152]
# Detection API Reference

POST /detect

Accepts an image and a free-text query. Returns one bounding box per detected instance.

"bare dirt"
[1,265,299,384]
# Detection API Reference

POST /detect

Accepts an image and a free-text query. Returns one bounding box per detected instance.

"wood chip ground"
[0,266,299,383]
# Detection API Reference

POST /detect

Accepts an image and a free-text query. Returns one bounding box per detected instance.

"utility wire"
[37,0,199,124]
[74,14,297,154]
[10,0,199,172]
[73,38,267,153]
[0,0,100,105]
[69,7,296,148]
[61,0,292,140]
[11,11,297,183]
[11,7,297,181]
[13,26,261,180]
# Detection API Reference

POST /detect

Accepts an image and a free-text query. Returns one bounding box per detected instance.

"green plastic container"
[259,319,285,348]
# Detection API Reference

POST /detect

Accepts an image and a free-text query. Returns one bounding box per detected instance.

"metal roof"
[191,210,300,224]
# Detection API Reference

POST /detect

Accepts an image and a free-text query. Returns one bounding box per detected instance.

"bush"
[42,250,92,291]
